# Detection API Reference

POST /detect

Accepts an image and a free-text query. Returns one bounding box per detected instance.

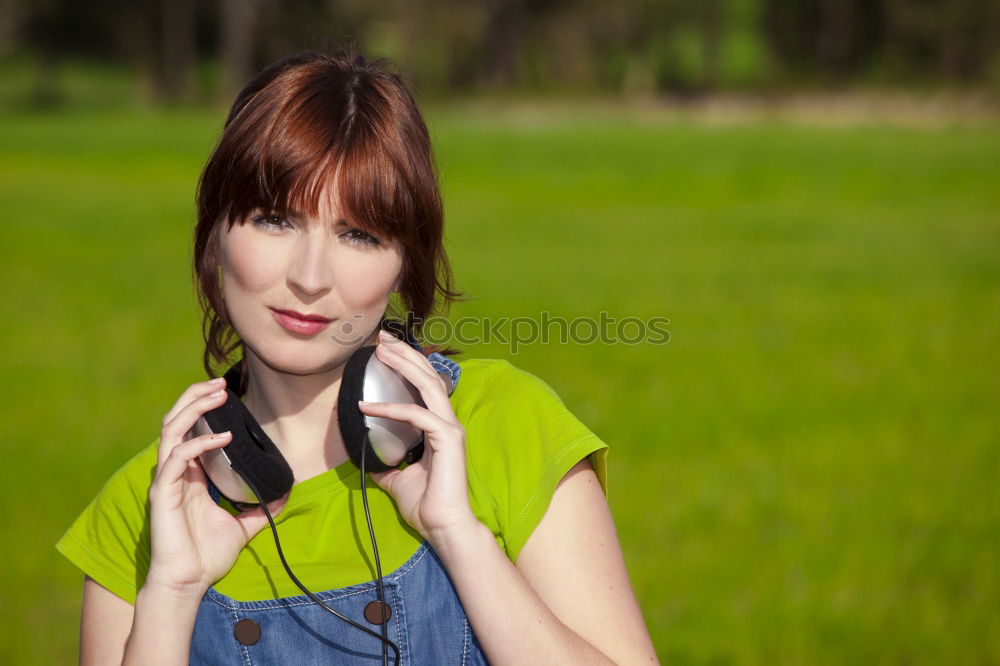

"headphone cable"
[361,438,391,666]
[243,476,401,665]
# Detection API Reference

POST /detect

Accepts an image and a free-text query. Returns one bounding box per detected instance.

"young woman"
[57,48,658,665]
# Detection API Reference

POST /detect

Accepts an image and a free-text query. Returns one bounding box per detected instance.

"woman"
[57,48,658,665]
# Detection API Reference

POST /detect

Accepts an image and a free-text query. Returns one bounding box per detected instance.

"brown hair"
[192,48,463,377]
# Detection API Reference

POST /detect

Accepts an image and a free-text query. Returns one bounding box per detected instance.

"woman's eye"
[249,214,377,245]
[344,228,380,246]
[251,214,291,231]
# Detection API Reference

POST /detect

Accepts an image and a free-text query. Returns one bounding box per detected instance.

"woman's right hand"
[144,377,285,597]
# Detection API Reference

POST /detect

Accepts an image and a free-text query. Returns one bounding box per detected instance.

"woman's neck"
[239,351,351,480]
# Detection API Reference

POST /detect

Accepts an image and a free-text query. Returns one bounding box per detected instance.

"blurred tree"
[158,0,197,103]
[817,0,855,79]
[701,0,724,89]
[3,0,999,104]
[218,0,260,103]
[762,0,885,83]
[256,0,370,66]
[883,0,1000,82]
[18,0,134,106]
[0,0,24,57]
[481,0,526,88]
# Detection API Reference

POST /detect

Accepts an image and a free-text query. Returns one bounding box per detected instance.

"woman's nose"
[286,231,334,296]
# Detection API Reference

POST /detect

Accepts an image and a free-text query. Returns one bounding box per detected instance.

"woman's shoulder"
[79,438,161,506]
[55,438,161,604]
[451,357,609,560]
[450,357,571,409]
[107,438,161,494]
[449,357,599,443]
[73,437,161,521]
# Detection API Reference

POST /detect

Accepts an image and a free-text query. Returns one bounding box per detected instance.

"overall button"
[233,618,261,645]
[364,600,392,625]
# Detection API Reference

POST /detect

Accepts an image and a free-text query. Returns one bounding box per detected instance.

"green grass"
[1,104,997,664]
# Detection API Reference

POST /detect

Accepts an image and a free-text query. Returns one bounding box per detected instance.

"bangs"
[218,67,418,244]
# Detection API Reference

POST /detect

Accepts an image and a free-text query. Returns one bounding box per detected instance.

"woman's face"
[217,184,403,375]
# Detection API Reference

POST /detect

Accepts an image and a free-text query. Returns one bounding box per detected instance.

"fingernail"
[209,389,225,397]
[210,377,225,384]
[358,400,369,406]
[378,330,393,341]
[214,431,231,439]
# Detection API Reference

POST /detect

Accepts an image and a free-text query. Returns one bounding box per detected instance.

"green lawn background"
[1,105,997,664]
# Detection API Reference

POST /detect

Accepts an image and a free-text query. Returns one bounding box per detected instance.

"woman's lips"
[271,309,331,335]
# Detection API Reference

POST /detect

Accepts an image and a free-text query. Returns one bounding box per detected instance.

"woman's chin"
[244,343,355,377]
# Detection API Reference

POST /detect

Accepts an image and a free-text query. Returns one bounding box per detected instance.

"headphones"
[188,326,458,666]
[192,328,455,505]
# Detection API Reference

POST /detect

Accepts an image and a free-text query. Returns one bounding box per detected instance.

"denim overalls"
[189,541,487,664]
[191,344,485,664]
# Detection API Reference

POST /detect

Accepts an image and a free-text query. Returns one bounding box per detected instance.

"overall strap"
[206,476,223,506]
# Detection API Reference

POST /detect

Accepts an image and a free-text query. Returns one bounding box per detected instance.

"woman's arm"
[515,459,658,663]
[81,576,207,666]
[81,576,133,665]
[429,459,658,665]
[79,377,281,665]
[361,332,658,665]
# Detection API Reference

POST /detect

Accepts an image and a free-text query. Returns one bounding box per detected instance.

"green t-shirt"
[56,358,608,604]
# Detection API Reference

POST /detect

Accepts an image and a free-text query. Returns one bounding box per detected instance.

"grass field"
[1,103,997,664]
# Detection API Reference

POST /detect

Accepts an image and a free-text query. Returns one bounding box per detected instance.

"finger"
[357,401,463,452]
[374,343,455,421]
[375,334,454,396]
[377,331,439,381]
[366,468,399,490]
[155,431,232,486]
[368,460,427,496]
[177,460,215,507]
[159,388,231,466]
[162,377,227,428]
[232,495,288,542]
[182,456,210,489]
[375,340,440,385]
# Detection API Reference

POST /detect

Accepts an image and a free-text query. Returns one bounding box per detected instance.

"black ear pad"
[203,364,295,504]
[337,345,396,474]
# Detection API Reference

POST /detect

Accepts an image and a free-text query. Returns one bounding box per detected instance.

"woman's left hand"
[358,330,481,545]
